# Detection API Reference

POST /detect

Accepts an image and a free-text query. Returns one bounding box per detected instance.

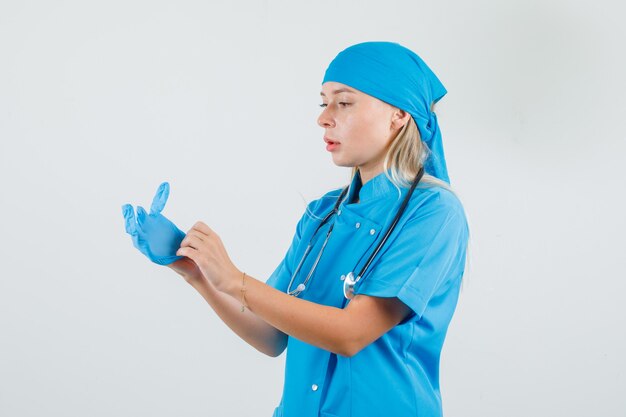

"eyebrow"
[320,88,357,97]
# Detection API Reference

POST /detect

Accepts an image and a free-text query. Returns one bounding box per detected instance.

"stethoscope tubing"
[286,187,348,296]
[352,166,425,285]
[287,167,424,298]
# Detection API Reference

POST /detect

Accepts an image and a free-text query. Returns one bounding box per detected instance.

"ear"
[390,108,411,130]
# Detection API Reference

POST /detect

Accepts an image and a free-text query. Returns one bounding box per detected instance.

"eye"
[318,102,351,108]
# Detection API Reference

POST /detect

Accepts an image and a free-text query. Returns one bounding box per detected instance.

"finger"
[176,246,197,261]
[136,206,148,227]
[122,204,138,235]
[150,182,170,215]
[180,233,205,250]
[182,229,205,243]
[182,225,209,240]
[192,221,213,236]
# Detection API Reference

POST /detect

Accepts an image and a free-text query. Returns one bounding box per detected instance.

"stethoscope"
[286,167,425,300]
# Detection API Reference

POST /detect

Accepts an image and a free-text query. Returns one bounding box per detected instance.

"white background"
[1,1,625,416]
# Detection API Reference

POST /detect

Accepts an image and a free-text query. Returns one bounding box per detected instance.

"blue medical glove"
[121,182,186,266]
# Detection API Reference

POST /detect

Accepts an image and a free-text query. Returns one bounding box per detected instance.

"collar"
[347,169,399,204]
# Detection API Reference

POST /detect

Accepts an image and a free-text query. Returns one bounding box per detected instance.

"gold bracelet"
[240,272,249,312]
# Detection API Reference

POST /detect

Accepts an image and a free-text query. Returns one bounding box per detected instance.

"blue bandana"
[322,41,450,184]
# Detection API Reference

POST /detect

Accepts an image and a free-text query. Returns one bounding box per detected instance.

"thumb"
[150,182,170,215]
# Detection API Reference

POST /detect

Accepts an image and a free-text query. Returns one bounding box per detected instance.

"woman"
[122,41,470,417]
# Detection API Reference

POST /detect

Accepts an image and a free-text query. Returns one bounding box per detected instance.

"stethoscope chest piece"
[341,272,358,300]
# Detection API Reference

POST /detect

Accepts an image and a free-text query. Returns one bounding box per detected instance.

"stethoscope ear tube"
[346,167,425,297]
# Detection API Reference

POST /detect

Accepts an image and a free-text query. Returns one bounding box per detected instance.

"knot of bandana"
[322,41,451,184]
[428,111,437,132]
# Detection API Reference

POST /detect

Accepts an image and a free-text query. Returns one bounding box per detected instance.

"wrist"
[217,267,243,297]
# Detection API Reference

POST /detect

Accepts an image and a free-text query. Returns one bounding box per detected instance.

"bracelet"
[240,271,249,312]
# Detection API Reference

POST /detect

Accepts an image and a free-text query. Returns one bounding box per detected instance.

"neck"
[357,164,384,186]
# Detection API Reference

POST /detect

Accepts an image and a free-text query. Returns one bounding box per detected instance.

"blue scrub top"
[266,169,469,417]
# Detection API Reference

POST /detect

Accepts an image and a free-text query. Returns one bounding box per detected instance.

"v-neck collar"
[346,169,398,205]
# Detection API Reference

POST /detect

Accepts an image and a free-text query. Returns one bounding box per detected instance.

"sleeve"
[264,210,308,293]
[355,196,469,321]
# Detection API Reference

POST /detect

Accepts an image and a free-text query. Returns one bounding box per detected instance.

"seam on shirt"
[404,323,420,416]
[348,356,353,417]
[398,283,428,321]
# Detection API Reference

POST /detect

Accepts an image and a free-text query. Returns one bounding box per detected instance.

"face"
[318,81,409,179]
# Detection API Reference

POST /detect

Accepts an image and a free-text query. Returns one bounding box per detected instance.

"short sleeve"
[355,193,469,321]
[265,210,308,293]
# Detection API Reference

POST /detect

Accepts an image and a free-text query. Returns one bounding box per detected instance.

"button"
[355,222,361,229]
[311,384,318,391]
[337,209,342,216]
[369,229,376,235]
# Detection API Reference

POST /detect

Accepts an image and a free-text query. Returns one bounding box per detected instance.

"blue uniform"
[266,169,469,417]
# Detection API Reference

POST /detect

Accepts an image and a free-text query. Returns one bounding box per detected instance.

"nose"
[317,106,335,128]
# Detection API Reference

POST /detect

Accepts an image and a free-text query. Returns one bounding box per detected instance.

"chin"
[331,159,353,168]
[329,154,351,167]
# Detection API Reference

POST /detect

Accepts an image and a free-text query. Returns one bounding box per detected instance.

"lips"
[325,136,340,152]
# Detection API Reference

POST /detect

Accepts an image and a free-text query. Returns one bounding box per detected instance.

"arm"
[177,222,412,357]
[220,270,411,357]
[168,258,287,357]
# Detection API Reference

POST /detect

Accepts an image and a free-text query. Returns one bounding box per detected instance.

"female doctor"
[122,41,470,417]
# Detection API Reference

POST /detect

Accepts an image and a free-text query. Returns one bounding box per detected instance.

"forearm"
[221,271,355,357]
[171,225,405,358]
[188,272,288,357]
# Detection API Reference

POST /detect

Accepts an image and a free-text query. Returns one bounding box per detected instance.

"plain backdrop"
[1,1,625,416]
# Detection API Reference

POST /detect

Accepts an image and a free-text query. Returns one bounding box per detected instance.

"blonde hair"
[349,111,455,199]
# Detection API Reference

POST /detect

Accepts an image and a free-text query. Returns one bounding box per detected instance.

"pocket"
[329,213,382,270]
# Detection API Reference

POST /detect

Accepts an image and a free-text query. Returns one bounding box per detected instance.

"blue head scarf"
[322,41,450,184]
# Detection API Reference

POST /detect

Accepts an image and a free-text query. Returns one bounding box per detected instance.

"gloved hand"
[121,182,186,266]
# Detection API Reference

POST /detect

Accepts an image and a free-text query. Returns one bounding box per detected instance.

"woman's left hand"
[176,221,240,293]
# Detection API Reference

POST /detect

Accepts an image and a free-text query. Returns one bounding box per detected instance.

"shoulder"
[414,184,465,214]
[405,183,469,234]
